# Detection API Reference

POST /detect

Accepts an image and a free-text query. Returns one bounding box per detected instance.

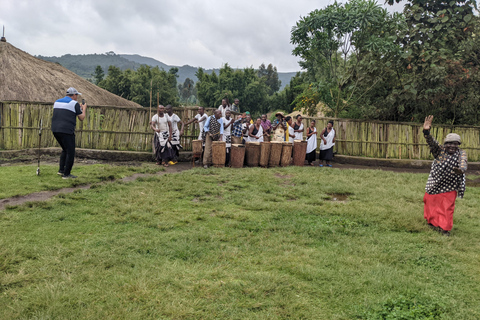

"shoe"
[57,171,64,176]
[318,164,323,167]
[204,165,208,169]
[168,161,177,165]
[62,174,77,179]
[326,164,332,167]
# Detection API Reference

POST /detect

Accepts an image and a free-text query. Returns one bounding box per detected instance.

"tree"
[291,0,400,117]
[178,78,197,103]
[92,65,105,85]
[257,63,281,95]
[195,64,272,115]
[98,65,179,107]
[387,0,478,124]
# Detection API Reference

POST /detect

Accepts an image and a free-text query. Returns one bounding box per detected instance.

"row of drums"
[192,140,308,168]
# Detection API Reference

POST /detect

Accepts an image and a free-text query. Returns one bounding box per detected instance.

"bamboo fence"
[0,101,215,152]
[304,117,480,161]
[1,101,479,161]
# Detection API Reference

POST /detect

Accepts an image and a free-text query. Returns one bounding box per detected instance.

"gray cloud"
[1,0,402,72]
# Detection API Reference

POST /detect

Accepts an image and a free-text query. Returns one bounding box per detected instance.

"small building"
[0,39,141,107]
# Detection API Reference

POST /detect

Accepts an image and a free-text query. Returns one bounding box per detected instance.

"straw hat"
[275,112,285,118]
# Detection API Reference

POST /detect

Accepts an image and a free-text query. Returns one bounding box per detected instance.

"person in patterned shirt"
[422,115,467,236]
[231,115,244,144]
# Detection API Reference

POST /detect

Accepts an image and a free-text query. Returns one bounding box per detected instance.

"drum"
[245,142,261,167]
[268,141,283,167]
[192,139,203,157]
[280,142,293,167]
[259,142,271,167]
[230,144,245,168]
[212,141,226,168]
[293,140,307,166]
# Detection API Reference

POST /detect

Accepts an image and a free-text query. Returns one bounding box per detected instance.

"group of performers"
[150,104,337,168]
[150,106,468,236]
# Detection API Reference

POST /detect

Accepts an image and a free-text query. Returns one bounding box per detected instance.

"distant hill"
[36,52,298,90]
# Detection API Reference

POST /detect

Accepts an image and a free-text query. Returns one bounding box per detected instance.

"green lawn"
[0,163,162,199]
[1,167,479,319]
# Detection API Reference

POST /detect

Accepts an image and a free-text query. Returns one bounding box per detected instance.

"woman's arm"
[320,129,327,144]
[423,115,442,158]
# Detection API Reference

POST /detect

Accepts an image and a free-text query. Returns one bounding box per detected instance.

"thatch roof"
[0,41,142,108]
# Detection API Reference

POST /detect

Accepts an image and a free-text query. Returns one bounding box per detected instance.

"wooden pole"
[149,79,153,121]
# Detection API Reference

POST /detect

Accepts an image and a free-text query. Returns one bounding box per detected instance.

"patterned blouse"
[425,134,467,198]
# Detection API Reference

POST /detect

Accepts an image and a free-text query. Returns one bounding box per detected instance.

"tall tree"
[387,0,479,124]
[178,77,197,103]
[92,65,105,85]
[257,63,281,95]
[291,0,400,117]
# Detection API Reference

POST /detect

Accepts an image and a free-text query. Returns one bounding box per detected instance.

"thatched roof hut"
[0,41,142,108]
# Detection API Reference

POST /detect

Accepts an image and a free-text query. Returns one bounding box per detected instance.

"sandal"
[163,162,169,167]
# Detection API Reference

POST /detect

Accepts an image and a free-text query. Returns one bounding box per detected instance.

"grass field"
[0,163,162,199]
[1,166,479,319]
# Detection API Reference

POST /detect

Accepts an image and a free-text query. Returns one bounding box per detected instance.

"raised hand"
[423,115,434,130]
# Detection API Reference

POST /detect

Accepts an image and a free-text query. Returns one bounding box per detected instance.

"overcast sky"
[1,0,402,72]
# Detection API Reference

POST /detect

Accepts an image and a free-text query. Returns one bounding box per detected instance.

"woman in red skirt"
[422,115,468,236]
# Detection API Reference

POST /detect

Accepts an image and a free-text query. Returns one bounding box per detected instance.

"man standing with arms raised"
[51,87,87,179]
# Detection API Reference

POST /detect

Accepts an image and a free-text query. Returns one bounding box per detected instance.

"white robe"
[320,128,335,150]
[306,127,317,154]
[248,124,264,143]
[222,117,233,148]
[294,123,304,141]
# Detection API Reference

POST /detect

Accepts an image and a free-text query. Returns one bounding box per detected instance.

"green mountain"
[36,52,298,90]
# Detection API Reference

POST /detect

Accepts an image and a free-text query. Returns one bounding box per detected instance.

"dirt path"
[1,161,478,211]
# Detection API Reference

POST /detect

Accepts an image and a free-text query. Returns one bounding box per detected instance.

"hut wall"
[1,101,479,161]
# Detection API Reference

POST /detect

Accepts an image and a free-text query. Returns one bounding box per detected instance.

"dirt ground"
[1,155,479,211]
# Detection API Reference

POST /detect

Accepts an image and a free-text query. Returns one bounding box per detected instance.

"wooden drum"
[212,141,226,168]
[192,139,203,157]
[268,141,283,167]
[280,142,293,167]
[230,144,245,168]
[293,140,307,166]
[259,142,271,167]
[245,142,261,167]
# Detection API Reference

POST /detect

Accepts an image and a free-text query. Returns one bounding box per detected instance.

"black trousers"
[53,132,76,175]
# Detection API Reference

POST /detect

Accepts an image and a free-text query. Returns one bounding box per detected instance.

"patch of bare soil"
[466,177,480,188]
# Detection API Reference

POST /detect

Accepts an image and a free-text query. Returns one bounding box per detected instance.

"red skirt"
[423,191,457,231]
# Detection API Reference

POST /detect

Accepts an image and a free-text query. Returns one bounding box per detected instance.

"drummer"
[285,116,295,144]
[249,117,264,142]
[185,106,208,163]
[271,112,287,142]
[261,114,272,141]
[242,114,252,143]
[222,110,234,166]
[231,114,244,144]
[184,106,207,140]
[203,110,224,168]
[293,114,304,140]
